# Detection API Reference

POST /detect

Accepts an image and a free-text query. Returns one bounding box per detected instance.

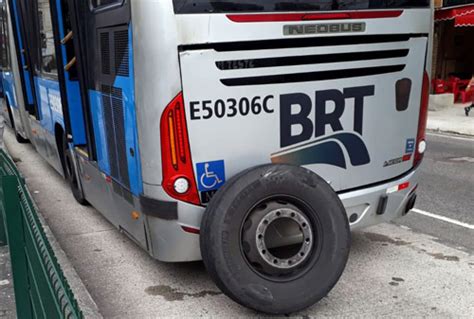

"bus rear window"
[173,0,430,14]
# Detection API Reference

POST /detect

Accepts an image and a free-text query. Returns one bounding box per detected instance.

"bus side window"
[37,0,58,77]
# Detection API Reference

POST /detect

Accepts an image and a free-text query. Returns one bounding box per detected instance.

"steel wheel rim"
[240,196,322,281]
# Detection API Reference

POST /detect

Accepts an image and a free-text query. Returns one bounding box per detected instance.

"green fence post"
[0,200,6,246]
[0,154,8,246]
[2,175,33,319]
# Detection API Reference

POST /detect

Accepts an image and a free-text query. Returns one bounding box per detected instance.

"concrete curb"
[34,202,104,319]
[3,141,103,319]
[427,128,474,138]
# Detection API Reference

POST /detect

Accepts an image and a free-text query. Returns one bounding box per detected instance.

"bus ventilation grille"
[99,28,129,77]
[201,34,423,87]
[114,29,129,77]
[100,32,111,75]
[101,85,130,189]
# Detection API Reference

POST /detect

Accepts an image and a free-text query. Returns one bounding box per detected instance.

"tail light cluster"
[414,71,429,167]
[226,10,403,23]
[160,92,201,205]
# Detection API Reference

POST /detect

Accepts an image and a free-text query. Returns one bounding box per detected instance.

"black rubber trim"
[180,33,428,52]
[216,49,409,70]
[337,164,419,195]
[376,195,388,215]
[139,195,178,220]
[221,64,405,86]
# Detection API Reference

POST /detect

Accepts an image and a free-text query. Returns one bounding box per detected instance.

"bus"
[1,0,432,314]
[0,0,29,144]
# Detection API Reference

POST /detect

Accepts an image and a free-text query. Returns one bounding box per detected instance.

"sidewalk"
[0,246,15,319]
[428,94,474,136]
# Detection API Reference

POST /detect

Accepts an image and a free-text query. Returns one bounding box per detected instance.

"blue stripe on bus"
[2,71,18,109]
[89,89,111,176]
[112,24,143,196]
[33,76,64,133]
[89,25,143,196]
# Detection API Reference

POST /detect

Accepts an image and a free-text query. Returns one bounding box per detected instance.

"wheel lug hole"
[258,234,263,239]
[291,212,295,217]
[263,220,269,225]
[273,259,278,264]
[261,250,266,254]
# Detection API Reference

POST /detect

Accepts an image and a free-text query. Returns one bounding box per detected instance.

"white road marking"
[427,132,474,142]
[450,157,474,163]
[411,208,474,230]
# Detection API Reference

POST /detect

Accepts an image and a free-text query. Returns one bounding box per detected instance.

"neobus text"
[283,22,366,36]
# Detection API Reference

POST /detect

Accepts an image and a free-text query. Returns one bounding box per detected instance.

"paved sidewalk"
[428,95,474,136]
[0,246,15,319]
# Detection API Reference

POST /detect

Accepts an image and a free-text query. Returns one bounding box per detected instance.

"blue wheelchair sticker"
[196,160,226,192]
[406,138,415,154]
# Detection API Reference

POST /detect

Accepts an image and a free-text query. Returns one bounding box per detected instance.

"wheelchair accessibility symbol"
[196,160,226,192]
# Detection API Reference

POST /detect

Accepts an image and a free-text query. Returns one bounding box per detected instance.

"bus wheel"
[62,137,88,205]
[5,101,28,143]
[15,131,29,144]
[200,164,350,314]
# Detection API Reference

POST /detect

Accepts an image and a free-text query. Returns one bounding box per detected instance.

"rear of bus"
[132,0,431,312]
[134,1,430,222]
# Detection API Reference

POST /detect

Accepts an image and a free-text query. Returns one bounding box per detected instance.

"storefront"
[432,1,474,107]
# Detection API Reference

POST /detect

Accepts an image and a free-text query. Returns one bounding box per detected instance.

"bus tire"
[62,137,88,206]
[5,100,28,143]
[15,131,29,144]
[200,164,350,314]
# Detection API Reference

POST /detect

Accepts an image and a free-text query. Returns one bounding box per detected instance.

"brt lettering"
[280,85,375,147]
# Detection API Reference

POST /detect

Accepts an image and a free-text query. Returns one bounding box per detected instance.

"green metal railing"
[0,147,19,247]
[0,149,83,319]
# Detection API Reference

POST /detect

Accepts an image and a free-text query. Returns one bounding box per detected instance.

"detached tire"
[200,164,350,314]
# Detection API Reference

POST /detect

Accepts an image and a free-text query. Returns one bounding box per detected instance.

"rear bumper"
[146,168,419,262]
[340,168,418,230]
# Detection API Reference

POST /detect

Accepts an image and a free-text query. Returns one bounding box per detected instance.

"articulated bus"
[0,0,432,313]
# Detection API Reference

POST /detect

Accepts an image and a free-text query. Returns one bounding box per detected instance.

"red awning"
[435,4,474,22]
[454,13,474,27]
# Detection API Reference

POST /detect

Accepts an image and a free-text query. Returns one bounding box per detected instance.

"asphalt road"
[3,128,474,318]
[394,132,474,253]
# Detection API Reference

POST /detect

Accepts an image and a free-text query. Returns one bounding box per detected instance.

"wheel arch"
[54,122,67,176]
[4,95,15,129]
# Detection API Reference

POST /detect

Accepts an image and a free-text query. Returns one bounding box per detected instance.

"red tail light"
[227,10,403,23]
[414,72,429,167]
[160,92,201,205]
